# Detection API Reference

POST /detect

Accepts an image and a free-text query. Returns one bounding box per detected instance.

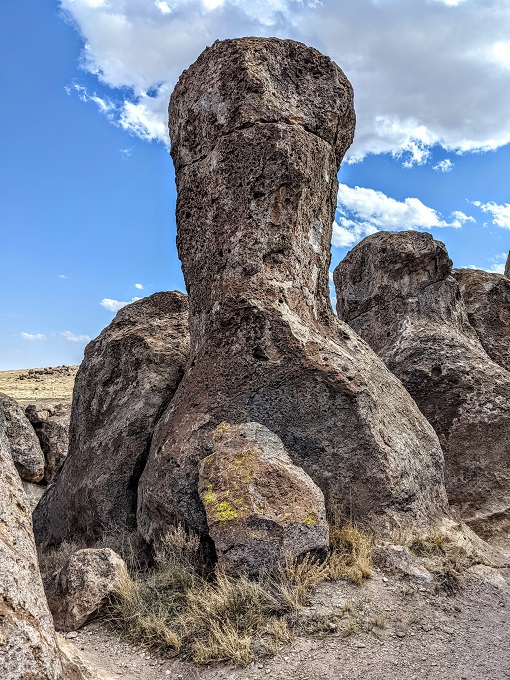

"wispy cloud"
[60,331,91,343]
[58,274,67,279]
[333,184,475,248]
[135,283,144,290]
[21,332,46,341]
[100,297,142,312]
[433,159,454,173]
[472,200,510,229]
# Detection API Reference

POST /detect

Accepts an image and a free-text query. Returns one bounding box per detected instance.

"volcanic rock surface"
[454,268,510,373]
[27,402,72,482]
[137,38,448,551]
[0,390,45,482]
[47,548,127,632]
[199,422,329,574]
[334,231,510,536]
[505,251,510,278]
[33,292,190,548]
[0,408,66,678]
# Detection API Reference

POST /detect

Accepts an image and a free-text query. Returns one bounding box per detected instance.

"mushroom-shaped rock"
[33,292,189,549]
[199,422,329,574]
[137,39,448,550]
[0,391,45,482]
[454,268,510,373]
[46,548,127,631]
[334,231,510,536]
[0,409,66,678]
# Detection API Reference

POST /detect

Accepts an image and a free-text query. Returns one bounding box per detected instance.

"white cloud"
[59,0,510,161]
[433,159,454,173]
[100,297,142,312]
[135,283,144,289]
[333,184,474,248]
[20,332,46,341]
[472,200,510,229]
[58,274,67,279]
[60,331,92,343]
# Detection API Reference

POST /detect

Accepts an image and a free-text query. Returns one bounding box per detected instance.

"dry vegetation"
[0,366,78,405]
[101,520,373,665]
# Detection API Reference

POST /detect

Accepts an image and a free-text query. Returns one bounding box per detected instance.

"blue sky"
[1,0,509,370]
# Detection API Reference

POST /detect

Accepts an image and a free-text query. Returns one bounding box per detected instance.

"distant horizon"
[1,0,509,370]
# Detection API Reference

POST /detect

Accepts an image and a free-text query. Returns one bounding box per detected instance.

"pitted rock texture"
[34,292,189,549]
[199,422,329,574]
[27,403,72,482]
[334,231,510,536]
[454,268,510,373]
[0,390,45,482]
[137,38,448,550]
[46,548,127,632]
[0,409,65,679]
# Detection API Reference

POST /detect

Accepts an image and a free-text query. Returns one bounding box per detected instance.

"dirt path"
[66,565,510,680]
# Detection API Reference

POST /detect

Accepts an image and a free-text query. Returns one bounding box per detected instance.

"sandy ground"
[64,563,510,680]
[0,365,78,405]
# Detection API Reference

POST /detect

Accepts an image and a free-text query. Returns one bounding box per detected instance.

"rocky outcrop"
[199,422,329,574]
[137,38,448,552]
[453,268,510,373]
[505,251,510,278]
[0,391,45,482]
[46,549,127,632]
[33,292,189,548]
[26,403,72,482]
[0,407,65,678]
[334,231,510,536]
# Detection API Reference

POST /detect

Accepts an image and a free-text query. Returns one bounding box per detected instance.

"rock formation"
[454,268,510,373]
[33,292,189,548]
[505,251,510,278]
[46,548,127,632]
[199,422,329,574]
[0,391,45,482]
[137,38,448,551]
[26,403,72,482]
[0,407,66,678]
[334,231,510,536]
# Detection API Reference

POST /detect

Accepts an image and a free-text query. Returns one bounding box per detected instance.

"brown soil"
[65,564,510,680]
[0,366,78,406]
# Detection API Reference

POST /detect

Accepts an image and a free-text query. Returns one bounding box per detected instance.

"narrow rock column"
[137,39,448,546]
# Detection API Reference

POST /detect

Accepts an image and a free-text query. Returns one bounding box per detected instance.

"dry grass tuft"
[327,521,373,584]
[407,531,472,595]
[107,519,373,665]
[37,540,81,587]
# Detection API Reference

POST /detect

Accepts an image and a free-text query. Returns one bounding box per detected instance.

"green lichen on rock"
[304,512,318,526]
[214,500,239,524]
[202,484,217,506]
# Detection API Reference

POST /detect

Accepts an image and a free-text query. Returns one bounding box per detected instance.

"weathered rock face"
[453,268,510,373]
[505,251,510,278]
[199,422,329,574]
[0,409,65,679]
[137,38,448,549]
[334,231,510,536]
[46,548,127,632]
[26,403,72,482]
[0,391,45,482]
[33,292,189,548]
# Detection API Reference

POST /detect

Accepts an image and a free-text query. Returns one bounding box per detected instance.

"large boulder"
[453,268,510,373]
[0,391,45,482]
[199,422,329,574]
[137,39,448,551]
[334,231,510,536]
[46,548,127,632]
[0,408,65,678]
[26,403,72,482]
[33,292,189,548]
